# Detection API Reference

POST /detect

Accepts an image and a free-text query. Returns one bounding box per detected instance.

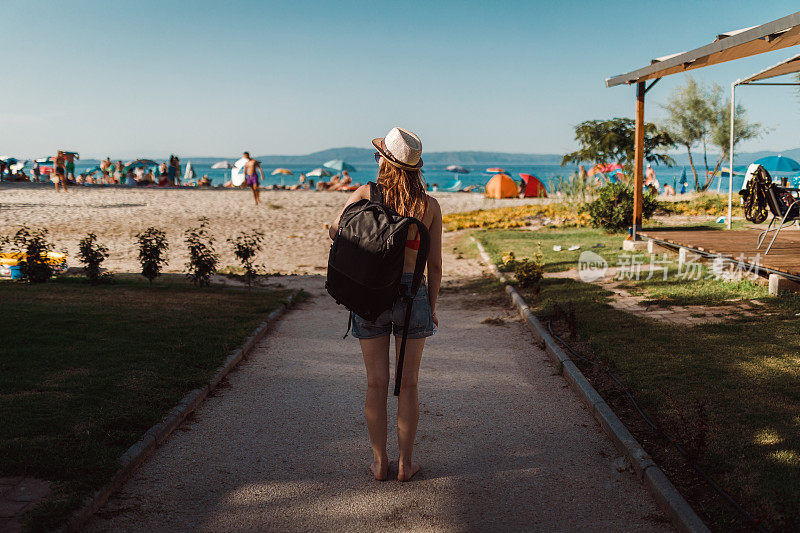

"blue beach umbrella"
[323,159,356,172]
[752,154,800,172]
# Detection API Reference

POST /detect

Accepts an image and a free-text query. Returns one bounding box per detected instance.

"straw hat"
[372,127,423,170]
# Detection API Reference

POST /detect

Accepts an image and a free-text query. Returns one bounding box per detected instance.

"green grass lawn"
[475,228,800,530]
[0,275,292,531]
[475,227,627,272]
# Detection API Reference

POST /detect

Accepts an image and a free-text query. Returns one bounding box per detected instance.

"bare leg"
[359,335,390,480]
[251,184,260,205]
[60,176,68,192]
[396,337,425,481]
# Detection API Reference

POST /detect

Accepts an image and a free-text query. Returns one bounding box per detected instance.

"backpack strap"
[393,217,431,397]
[368,181,383,204]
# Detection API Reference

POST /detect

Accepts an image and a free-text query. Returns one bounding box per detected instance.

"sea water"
[56,161,770,194]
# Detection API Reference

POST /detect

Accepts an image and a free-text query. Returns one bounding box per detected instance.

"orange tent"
[485,174,518,199]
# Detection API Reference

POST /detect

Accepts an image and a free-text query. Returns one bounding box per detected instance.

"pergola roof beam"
[737,53,800,84]
[606,11,800,87]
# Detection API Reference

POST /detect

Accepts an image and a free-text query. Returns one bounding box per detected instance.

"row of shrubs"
[2,218,266,287]
[445,182,738,233]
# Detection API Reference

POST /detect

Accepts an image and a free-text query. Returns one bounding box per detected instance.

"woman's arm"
[426,198,443,322]
[328,184,370,240]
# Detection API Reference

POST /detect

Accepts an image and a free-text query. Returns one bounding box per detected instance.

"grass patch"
[476,227,800,529]
[657,193,745,218]
[0,274,292,531]
[475,227,626,273]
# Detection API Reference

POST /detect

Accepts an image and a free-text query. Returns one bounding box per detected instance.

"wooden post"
[632,81,645,240]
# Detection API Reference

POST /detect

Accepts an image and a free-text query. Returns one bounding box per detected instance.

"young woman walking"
[328,127,443,481]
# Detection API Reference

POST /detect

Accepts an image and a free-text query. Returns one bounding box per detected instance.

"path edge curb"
[471,237,709,533]
[60,289,300,533]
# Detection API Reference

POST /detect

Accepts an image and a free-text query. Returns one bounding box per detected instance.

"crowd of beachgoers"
[0,153,363,192]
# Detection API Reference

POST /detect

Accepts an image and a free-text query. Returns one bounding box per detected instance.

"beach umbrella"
[35,156,54,163]
[752,154,800,172]
[307,167,332,178]
[211,160,233,169]
[271,168,294,175]
[324,159,356,172]
[446,165,469,174]
[0,157,18,165]
[486,167,506,174]
[126,158,157,167]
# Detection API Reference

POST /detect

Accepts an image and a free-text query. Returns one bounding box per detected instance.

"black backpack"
[326,182,430,396]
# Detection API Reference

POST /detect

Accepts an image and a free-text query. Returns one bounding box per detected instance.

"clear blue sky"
[2,0,799,159]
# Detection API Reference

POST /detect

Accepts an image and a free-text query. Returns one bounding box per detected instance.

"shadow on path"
[87,265,670,532]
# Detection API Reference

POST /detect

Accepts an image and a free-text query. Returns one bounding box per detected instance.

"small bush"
[135,227,169,285]
[515,242,544,288]
[228,230,264,287]
[77,233,109,284]
[185,217,219,286]
[586,182,658,231]
[499,251,518,272]
[12,226,54,283]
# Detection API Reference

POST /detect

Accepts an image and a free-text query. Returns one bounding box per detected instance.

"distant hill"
[254,147,564,166]
[76,146,800,168]
[669,147,800,167]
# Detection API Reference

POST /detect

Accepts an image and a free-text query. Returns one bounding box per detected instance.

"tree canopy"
[661,77,761,192]
[561,118,675,175]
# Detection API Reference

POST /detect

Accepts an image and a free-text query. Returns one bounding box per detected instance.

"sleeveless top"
[406,196,429,250]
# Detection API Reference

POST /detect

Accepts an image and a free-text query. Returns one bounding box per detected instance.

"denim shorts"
[351,273,436,339]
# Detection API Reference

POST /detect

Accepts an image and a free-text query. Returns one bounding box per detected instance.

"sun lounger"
[756,185,800,255]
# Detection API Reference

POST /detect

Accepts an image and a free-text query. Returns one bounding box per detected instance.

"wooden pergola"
[605,10,800,241]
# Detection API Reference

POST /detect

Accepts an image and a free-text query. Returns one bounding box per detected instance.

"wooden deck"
[639,227,800,281]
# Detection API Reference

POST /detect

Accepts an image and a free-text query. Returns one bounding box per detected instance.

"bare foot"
[397,462,420,482]
[370,459,389,481]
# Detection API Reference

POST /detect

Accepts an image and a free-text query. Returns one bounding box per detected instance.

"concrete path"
[87,252,671,532]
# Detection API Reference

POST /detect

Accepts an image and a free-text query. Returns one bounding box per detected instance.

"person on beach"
[645,164,659,192]
[100,157,111,173]
[167,156,177,185]
[173,156,182,186]
[328,127,443,482]
[54,151,68,192]
[31,161,41,182]
[114,161,124,184]
[64,152,77,181]
[242,151,264,205]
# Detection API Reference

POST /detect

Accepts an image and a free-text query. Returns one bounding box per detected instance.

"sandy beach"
[0,184,549,275]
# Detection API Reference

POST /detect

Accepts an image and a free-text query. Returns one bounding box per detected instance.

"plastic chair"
[756,185,800,255]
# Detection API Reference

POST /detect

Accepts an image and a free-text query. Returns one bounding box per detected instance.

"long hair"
[376,159,427,219]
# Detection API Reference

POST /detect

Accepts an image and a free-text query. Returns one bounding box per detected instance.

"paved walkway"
[87,251,671,532]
